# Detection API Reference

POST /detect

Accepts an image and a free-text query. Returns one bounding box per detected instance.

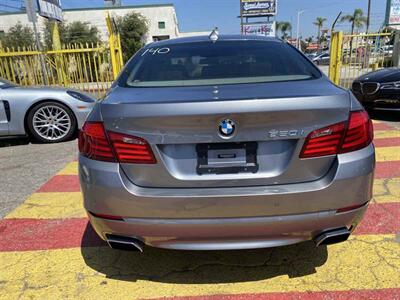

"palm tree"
[340,8,368,35]
[276,21,292,40]
[313,17,327,50]
[341,9,368,58]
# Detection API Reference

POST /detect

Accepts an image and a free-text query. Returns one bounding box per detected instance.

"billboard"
[243,22,276,37]
[241,0,277,17]
[387,0,400,25]
[37,0,63,22]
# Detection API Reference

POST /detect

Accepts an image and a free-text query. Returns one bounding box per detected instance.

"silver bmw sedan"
[79,35,375,252]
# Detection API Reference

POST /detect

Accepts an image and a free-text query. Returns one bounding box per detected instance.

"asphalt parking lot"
[0,115,399,299]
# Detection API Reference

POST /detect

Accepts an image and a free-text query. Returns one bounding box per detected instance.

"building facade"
[0,3,208,44]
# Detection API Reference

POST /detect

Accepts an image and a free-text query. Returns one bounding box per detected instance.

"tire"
[27,101,77,143]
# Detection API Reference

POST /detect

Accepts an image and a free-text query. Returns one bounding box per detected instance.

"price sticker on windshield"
[141,48,171,56]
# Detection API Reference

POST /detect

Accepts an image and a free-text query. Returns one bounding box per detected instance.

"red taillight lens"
[78,122,115,162]
[300,122,346,158]
[339,110,373,153]
[79,122,156,164]
[300,110,373,159]
[108,131,156,164]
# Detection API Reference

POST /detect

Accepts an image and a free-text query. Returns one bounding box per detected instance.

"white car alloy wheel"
[32,105,72,141]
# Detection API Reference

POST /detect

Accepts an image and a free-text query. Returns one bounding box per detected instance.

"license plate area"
[196,142,258,175]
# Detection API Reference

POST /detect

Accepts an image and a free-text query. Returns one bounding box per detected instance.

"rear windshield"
[122,40,321,87]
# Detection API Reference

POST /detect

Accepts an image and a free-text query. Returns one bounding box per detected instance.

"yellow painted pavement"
[374,130,400,139]
[375,146,400,162]
[5,192,85,219]
[0,235,399,299]
[57,161,79,176]
[373,178,400,204]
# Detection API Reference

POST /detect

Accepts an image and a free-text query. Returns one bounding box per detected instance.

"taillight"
[108,131,156,164]
[300,110,373,159]
[79,122,156,164]
[79,122,115,162]
[300,122,346,158]
[339,110,373,153]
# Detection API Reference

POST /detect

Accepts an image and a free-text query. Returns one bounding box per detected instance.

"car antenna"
[209,27,219,43]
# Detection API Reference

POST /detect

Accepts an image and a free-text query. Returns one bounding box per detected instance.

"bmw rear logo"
[219,119,236,138]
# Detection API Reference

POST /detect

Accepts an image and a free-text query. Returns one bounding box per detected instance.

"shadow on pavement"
[368,110,400,122]
[80,223,328,284]
[0,137,30,148]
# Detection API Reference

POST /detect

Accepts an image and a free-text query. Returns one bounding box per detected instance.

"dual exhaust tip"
[105,227,351,252]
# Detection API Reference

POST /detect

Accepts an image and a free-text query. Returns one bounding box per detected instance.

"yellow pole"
[329,31,343,85]
[106,13,123,79]
[52,21,69,86]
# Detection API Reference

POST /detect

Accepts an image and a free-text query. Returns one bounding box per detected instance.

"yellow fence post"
[329,31,343,85]
[106,13,124,80]
[52,22,69,86]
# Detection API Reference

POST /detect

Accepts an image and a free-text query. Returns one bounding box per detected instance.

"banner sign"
[386,0,400,25]
[37,0,63,22]
[241,0,277,17]
[243,22,276,37]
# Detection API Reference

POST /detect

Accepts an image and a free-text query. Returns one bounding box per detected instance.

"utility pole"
[366,0,372,33]
[240,0,244,34]
[25,0,48,85]
[296,10,306,49]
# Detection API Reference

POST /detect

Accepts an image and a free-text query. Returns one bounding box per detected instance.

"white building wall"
[0,4,181,44]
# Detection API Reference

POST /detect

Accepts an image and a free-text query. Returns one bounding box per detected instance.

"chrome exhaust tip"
[314,227,351,247]
[106,234,144,252]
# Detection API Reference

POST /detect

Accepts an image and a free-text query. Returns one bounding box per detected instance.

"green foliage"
[276,21,292,40]
[44,20,100,49]
[313,17,327,43]
[0,22,36,49]
[116,12,148,61]
[340,9,368,34]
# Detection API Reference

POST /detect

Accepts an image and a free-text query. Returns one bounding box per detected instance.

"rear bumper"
[88,204,368,250]
[79,144,375,250]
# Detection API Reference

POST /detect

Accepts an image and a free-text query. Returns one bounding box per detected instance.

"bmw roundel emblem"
[219,119,236,137]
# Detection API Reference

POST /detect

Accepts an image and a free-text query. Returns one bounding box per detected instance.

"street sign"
[386,0,400,26]
[37,0,63,22]
[243,22,276,37]
[240,0,277,17]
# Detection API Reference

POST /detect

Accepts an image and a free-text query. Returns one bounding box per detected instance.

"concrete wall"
[0,4,181,44]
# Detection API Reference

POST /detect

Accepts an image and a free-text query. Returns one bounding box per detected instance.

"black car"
[352,68,400,111]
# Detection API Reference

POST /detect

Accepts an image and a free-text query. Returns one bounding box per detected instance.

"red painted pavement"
[37,175,81,193]
[0,218,105,252]
[374,137,400,148]
[373,122,395,131]
[355,202,400,235]
[375,161,400,179]
[154,288,400,300]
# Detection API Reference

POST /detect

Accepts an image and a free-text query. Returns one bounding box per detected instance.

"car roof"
[146,35,283,48]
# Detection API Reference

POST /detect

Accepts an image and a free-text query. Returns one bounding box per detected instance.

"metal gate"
[329,32,394,89]
[0,14,124,97]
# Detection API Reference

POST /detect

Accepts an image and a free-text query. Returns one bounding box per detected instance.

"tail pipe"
[314,227,351,247]
[106,234,144,252]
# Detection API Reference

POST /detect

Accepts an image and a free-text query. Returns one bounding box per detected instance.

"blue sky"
[63,0,388,38]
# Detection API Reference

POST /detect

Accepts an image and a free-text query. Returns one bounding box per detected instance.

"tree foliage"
[276,21,292,40]
[313,17,327,43]
[44,20,100,49]
[0,23,35,49]
[341,9,368,35]
[116,12,148,61]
